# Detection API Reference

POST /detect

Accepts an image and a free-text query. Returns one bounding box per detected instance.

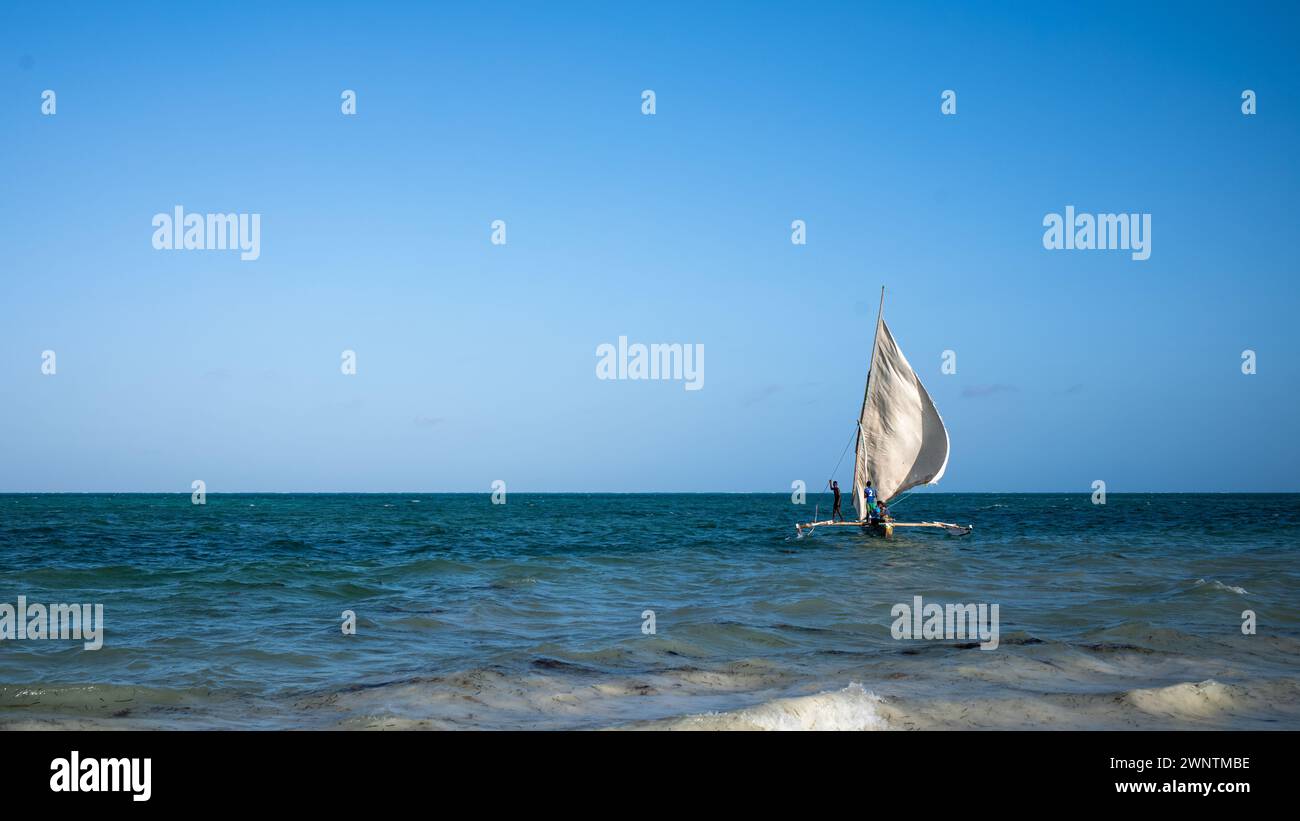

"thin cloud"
[961,384,1017,399]
[742,384,783,407]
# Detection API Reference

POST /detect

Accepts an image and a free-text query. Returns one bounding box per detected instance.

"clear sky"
[2,1,1297,492]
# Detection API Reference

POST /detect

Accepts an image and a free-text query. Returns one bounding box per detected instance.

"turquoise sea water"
[1,493,1297,730]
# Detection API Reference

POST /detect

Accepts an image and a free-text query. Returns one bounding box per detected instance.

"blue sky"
[1,1,1297,492]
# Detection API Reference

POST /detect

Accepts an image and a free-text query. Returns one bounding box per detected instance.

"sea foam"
[674,682,888,731]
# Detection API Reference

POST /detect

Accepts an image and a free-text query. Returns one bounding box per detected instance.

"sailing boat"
[796,288,972,539]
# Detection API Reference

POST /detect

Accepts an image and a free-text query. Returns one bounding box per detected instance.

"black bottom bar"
[3,730,1288,809]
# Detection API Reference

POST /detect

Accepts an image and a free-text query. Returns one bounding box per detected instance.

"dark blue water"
[1,493,1297,729]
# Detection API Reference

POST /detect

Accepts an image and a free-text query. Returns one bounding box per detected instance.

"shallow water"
[1,493,1297,729]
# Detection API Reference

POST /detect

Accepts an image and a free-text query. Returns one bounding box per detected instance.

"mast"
[862,286,885,405]
[860,286,885,414]
[854,286,885,519]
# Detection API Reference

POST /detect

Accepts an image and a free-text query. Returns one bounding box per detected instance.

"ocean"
[1,493,1297,730]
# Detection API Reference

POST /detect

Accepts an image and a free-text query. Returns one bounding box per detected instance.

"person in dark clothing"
[829,480,843,522]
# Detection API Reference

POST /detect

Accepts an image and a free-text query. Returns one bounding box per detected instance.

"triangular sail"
[852,310,950,518]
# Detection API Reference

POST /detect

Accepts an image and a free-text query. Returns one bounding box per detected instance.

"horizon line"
[2,490,1298,496]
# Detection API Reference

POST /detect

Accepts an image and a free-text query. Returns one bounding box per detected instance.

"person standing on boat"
[829,480,843,521]
[864,481,878,520]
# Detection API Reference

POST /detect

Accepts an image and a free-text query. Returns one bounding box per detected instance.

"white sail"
[852,311,950,518]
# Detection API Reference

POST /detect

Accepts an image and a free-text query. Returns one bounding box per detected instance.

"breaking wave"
[666,683,888,731]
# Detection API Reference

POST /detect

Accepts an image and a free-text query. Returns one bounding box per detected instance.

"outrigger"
[796,288,972,540]
[795,517,972,539]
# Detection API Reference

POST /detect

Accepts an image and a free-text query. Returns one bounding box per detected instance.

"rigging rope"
[811,420,925,518]
[815,421,859,516]
[886,489,915,509]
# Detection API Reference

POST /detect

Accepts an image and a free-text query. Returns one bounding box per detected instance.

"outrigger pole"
[795,519,973,537]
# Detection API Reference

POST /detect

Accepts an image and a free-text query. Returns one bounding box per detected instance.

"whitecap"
[1193,578,1249,595]
[675,682,888,731]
